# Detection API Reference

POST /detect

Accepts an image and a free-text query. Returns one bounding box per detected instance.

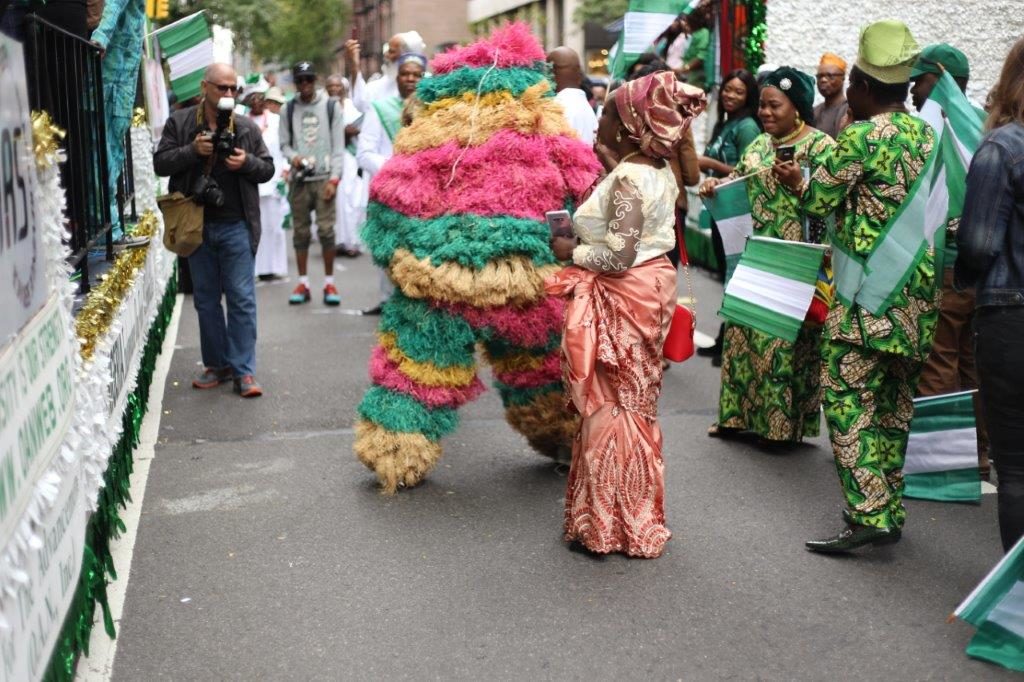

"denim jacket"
[955,122,1024,306]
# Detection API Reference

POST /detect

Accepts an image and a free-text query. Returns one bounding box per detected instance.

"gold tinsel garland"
[131,107,147,128]
[31,110,65,169]
[74,211,159,361]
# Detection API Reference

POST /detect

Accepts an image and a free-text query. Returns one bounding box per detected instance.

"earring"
[795,113,803,126]
[615,129,622,142]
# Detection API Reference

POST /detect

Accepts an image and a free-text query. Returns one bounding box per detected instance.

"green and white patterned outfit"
[800,112,939,529]
[717,130,834,442]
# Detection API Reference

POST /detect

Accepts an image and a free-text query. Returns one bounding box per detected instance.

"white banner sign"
[0,36,43,350]
[0,464,86,682]
[0,297,74,546]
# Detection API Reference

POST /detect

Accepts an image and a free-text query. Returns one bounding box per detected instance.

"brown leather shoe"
[192,366,232,389]
[233,375,263,398]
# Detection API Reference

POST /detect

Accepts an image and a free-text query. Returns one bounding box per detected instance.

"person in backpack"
[280,60,345,305]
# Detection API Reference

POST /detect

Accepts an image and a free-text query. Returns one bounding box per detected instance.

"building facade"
[351,0,473,74]
[765,0,1023,103]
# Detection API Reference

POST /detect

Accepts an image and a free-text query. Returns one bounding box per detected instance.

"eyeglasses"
[295,76,316,84]
[205,81,239,93]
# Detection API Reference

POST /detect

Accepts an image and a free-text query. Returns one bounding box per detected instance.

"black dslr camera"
[192,97,237,208]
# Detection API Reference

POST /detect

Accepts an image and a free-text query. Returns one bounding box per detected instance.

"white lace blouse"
[571,161,679,273]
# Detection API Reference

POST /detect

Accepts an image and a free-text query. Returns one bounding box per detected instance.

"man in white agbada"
[546,46,598,145]
[245,81,289,279]
[326,74,368,258]
[350,30,426,114]
[354,50,426,315]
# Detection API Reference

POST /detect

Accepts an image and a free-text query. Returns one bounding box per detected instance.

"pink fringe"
[430,22,546,75]
[493,351,563,389]
[370,131,601,221]
[369,346,486,409]
[438,296,564,348]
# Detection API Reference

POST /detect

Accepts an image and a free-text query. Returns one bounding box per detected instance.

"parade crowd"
[154,14,1024,564]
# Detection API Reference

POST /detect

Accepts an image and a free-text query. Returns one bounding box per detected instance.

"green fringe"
[483,332,560,358]
[43,270,178,681]
[380,293,477,368]
[493,381,563,407]
[417,65,552,104]
[357,385,459,441]
[361,203,557,270]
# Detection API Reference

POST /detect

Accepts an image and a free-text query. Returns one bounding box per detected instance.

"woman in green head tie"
[699,66,835,446]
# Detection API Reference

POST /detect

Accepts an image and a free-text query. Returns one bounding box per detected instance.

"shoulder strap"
[286,99,295,142]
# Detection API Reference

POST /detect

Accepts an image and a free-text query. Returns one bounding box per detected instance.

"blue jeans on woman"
[188,220,258,377]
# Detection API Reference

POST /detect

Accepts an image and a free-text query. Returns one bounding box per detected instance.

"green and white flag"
[954,536,1024,672]
[701,176,752,282]
[904,390,981,503]
[719,236,827,342]
[154,12,213,102]
[918,71,986,271]
[609,0,692,80]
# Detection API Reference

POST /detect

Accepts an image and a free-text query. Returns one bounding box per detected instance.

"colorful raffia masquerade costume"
[354,23,602,493]
[547,72,706,557]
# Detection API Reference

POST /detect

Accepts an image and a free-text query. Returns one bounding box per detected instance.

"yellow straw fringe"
[394,82,576,154]
[504,390,578,458]
[353,420,443,494]
[389,248,559,308]
[483,347,548,373]
[378,331,478,387]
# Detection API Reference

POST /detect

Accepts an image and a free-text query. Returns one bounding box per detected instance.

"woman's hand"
[551,235,577,262]
[772,160,804,192]
[698,177,722,198]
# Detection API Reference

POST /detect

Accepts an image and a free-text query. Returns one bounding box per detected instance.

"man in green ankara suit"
[775,20,940,553]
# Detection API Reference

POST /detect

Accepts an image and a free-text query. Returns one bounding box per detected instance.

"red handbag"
[664,210,696,362]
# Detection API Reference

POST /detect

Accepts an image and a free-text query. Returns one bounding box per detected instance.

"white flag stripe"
[924,165,950,246]
[905,427,978,474]
[167,38,214,77]
[622,12,677,53]
[717,214,753,256]
[989,581,1024,639]
[726,264,816,321]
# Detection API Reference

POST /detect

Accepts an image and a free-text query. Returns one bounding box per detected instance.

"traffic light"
[146,0,169,20]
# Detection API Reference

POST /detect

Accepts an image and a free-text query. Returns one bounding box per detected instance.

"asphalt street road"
[106,246,1010,680]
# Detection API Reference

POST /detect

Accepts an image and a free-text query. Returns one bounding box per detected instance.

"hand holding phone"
[776,145,796,163]
[546,210,574,239]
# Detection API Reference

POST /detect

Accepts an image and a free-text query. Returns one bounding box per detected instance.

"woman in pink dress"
[547,72,705,558]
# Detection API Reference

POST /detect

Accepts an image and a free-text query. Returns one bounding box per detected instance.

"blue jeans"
[188,220,258,376]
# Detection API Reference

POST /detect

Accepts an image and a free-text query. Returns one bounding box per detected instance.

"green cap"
[910,43,970,80]
[855,20,920,84]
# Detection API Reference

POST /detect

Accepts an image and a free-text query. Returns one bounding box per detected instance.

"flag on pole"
[154,12,213,101]
[719,236,828,342]
[954,536,1024,672]
[700,176,752,282]
[609,0,691,80]
[904,390,981,503]
[918,70,986,272]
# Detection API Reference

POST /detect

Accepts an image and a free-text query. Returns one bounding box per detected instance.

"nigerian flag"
[154,12,213,102]
[954,536,1024,672]
[701,176,752,283]
[918,71,986,272]
[904,390,981,503]
[609,0,693,80]
[719,236,827,342]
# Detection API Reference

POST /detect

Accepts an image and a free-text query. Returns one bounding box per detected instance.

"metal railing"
[22,14,112,293]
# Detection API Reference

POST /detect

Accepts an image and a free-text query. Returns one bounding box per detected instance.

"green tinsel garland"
[42,272,178,681]
[742,0,767,72]
[416,65,551,104]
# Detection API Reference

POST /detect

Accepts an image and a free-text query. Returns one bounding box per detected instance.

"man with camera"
[280,61,346,306]
[155,63,275,398]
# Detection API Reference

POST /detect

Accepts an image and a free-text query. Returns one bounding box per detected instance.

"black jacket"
[154,104,275,252]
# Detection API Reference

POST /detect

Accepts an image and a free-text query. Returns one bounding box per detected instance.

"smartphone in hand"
[776,145,796,163]
[546,210,574,239]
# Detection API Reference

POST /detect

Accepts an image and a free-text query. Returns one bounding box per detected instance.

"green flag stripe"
[170,70,204,102]
[904,468,981,503]
[703,178,750,220]
[719,296,802,342]
[956,536,1024,626]
[966,620,1024,672]
[157,14,211,57]
[742,237,826,284]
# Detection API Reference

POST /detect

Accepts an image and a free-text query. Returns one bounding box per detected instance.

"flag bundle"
[609,0,693,80]
[700,176,752,282]
[954,536,1024,672]
[154,12,213,102]
[718,236,827,342]
[904,390,981,503]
